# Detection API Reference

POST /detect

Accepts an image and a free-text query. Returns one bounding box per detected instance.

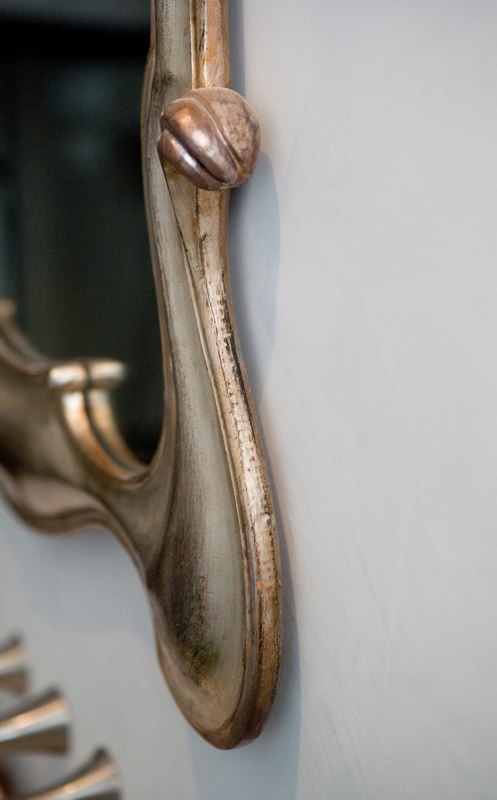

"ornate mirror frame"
[0,0,281,749]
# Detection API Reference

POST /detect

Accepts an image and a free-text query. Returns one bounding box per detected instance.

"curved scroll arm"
[0,0,281,749]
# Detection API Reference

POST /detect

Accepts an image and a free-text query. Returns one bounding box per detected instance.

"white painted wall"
[2,0,497,796]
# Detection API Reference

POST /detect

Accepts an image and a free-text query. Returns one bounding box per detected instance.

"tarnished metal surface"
[157,87,260,189]
[0,0,281,748]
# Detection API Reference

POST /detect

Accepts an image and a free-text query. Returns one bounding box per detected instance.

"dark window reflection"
[0,12,162,463]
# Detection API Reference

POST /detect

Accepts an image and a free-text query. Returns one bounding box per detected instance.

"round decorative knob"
[157,87,261,191]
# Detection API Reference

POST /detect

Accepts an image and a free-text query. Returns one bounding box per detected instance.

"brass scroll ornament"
[0,1,281,749]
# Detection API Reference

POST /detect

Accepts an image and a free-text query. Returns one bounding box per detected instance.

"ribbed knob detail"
[157,88,260,190]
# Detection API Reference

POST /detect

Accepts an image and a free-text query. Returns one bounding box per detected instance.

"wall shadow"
[229,152,280,405]
[188,6,301,800]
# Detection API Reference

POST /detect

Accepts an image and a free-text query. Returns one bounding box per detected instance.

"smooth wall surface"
[2,0,497,797]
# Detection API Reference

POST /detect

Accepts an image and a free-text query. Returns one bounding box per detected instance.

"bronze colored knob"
[157,87,260,190]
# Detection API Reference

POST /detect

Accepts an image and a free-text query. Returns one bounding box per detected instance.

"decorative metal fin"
[11,750,120,800]
[0,690,70,755]
[0,639,28,695]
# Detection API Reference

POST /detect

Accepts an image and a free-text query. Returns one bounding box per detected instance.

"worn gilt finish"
[0,0,281,748]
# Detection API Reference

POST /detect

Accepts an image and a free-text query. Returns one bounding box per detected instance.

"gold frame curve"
[0,0,281,749]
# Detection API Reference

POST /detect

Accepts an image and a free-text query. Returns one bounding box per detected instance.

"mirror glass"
[0,1,162,464]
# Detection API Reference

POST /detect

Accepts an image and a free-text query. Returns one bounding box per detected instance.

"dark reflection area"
[0,14,163,464]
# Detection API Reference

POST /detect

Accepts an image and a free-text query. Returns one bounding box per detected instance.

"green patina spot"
[191,638,220,679]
